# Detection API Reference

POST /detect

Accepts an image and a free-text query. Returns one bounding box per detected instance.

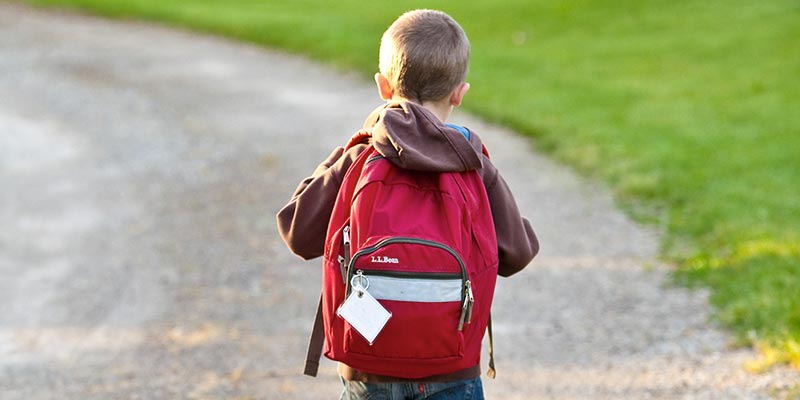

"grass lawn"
[19,0,800,370]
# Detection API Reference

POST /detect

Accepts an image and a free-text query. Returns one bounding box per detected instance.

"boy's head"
[377,10,470,105]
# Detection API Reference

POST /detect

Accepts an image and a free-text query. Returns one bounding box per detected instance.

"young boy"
[277,9,538,399]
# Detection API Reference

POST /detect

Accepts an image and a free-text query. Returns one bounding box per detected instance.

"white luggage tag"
[337,270,392,345]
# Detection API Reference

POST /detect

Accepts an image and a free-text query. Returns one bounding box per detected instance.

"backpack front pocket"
[340,238,472,362]
[343,271,466,360]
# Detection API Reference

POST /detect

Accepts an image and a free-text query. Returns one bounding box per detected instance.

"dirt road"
[0,3,796,399]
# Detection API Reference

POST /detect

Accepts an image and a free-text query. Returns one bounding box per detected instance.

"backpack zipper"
[461,280,475,330]
[340,225,352,286]
[355,270,462,280]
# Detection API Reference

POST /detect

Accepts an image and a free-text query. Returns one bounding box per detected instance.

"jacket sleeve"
[276,145,366,260]
[481,157,540,277]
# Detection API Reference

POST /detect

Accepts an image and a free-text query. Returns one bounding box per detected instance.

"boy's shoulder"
[444,123,471,141]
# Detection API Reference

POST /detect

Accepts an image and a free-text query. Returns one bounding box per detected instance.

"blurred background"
[2,0,798,398]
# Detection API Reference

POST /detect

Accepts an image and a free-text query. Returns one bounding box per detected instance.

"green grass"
[19,0,800,370]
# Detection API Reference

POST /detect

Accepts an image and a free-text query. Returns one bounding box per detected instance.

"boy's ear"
[449,82,470,107]
[375,73,394,101]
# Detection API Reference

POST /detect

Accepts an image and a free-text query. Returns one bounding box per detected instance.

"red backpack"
[304,130,499,379]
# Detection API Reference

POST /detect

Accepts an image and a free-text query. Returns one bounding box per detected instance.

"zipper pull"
[465,280,475,324]
[342,225,352,289]
[458,281,474,331]
[343,225,350,246]
[351,269,369,297]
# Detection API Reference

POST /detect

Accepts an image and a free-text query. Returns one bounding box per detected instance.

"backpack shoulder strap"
[487,314,496,378]
[304,138,375,377]
[345,129,372,151]
[303,295,325,376]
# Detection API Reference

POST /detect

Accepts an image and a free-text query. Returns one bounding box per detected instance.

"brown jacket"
[276,101,539,381]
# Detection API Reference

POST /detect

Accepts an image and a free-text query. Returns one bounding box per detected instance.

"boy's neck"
[421,100,453,123]
[393,97,452,123]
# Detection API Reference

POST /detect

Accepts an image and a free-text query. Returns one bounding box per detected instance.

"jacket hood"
[362,102,484,172]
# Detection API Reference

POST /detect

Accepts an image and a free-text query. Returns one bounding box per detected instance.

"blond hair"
[379,10,470,102]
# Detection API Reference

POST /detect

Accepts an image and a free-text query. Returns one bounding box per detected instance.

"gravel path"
[0,3,797,399]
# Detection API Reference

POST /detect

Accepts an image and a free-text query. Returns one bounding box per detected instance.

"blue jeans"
[339,376,484,400]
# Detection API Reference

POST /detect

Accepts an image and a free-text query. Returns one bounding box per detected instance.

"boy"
[277,9,538,399]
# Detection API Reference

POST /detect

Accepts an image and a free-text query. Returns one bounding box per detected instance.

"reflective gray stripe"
[365,275,462,303]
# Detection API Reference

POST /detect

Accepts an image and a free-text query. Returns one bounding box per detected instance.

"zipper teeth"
[359,270,461,280]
